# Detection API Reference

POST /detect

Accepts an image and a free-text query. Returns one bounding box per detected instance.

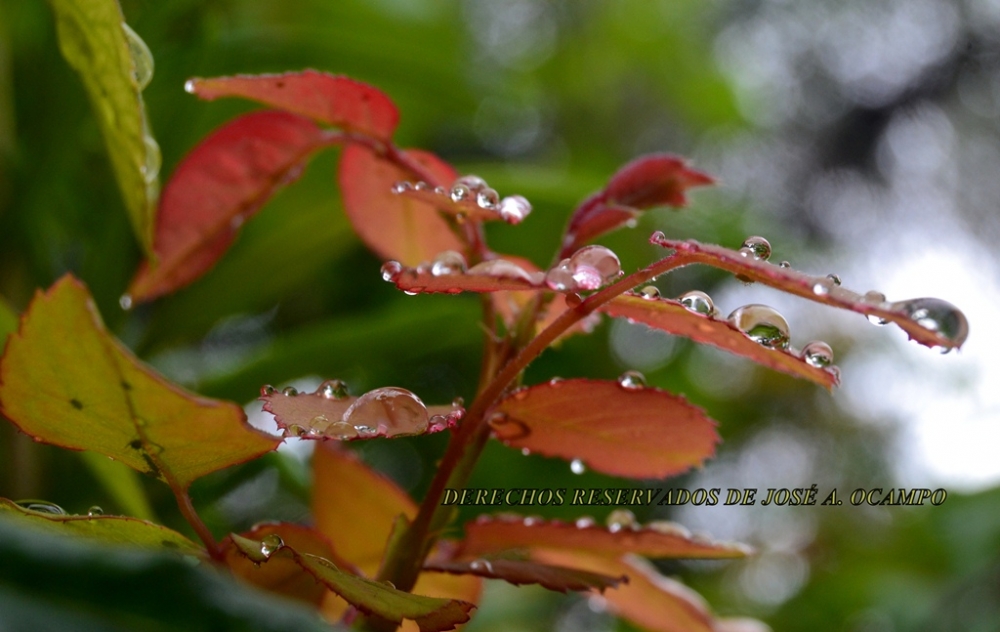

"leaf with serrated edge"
[492,379,718,479]
[653,236,968,350]
[261,382,462,440]
[424,558,625,594]
[128,110,332,303]
[0,276,279,490]
[189,71,399,141]
[0,498,201,555]
[533,550,715,632]
[229,534,474,632]
[601,294,838,389]
[459,514,750,560]
[49,1,158,252]
[339,143,463,265]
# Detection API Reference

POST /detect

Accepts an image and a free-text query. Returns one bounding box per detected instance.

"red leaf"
[383,255,546,295]
[260,381,463,440]
[459,514,750,560]
[392,181,532,225]
[424,558,626,593]
[491,379,719,479]
[187,70,399,141]
[600,293,839,389]
[128,110,331,303]
[339,143,464,265]
[653,235,969,350]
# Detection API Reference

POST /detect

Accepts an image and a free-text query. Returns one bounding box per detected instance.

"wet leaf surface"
[492,379,719,479]
[383,255,546,295]
[424,558,625,593]
[0,276,279,490]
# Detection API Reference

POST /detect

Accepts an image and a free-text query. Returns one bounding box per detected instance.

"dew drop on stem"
[570,458,586,474]
[739,236,771,261]
[728,304,791,349]
[864,291,889,325]
[454,175,486,192]
[119,294,133,311]
[498,195,532,223]
[450,183,471,202]
[891,297,969,346]
[87,506,103,517]
[261,384,276,396]
[617,370,646,390]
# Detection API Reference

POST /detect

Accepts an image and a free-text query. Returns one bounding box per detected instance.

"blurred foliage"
[0,1,996,631]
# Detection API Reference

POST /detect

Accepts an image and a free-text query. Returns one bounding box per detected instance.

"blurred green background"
[1,1,999,631]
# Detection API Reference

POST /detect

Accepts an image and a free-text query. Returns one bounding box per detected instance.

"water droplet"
[452,396,465,409]
[142,135,161,183]
[498,195,532,224]
[450,183,471,202]
[647,521,691,537]
[343,387,429,437]
[812,278,833,296]
[414,181,429,191]
[260,533,284,558]
[650,230,666,242]
[546,246,621,292]
[122,23,154,90]
[565,292,583,307]
[319,379,348,399]
[381,260,403,282]
[261,385,276,396]
[740,236,771,261]
[476,187,499,209]
[391,181,412,194]
[827,273,842,286]
[728,304,791,349]
[638,285,660,299]
[430,251,467,276]
[287,424,307,437]
[119,294,133,311]
[575,516,596,529]
[890,298,969,346]
[617,370,646,390]
[570,458,586,474]
[454,175,486,192]
[87,506,104,517]
[521,447,531,456]
[523,515,543,526]
[355,425,378,437]
[801,341,834,368]
[469,559,494,573]
[779,260,791,268]
[678,290,716,316]
[548,377,564,387]
[282,386,298,396]
[184,79,196,94]
[605,509,637,533]
[18,501,66,515]
[467,259,535,282]
[434,185,447,195]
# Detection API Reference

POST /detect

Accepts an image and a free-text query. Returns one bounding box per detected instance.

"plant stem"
[174,488,224,562]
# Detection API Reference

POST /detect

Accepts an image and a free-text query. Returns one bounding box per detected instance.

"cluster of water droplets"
[391,174,532,225]
[545,245,622,292]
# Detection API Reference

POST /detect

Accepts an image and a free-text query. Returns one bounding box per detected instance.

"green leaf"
[47,0,158,252]
[0,276,279,490]
[0,497,199,554]
[0,517,341,632]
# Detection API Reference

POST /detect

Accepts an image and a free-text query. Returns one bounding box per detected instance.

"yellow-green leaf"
[0,498,201,554]
[48,0,159,252]
[0,276,279,490]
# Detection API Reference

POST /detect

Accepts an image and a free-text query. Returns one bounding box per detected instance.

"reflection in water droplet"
[261,385,276,396]
[18,501,66,515]
[570,458,586,474]
[260,533,284,558]
[454,175,486,192]
[381,261,403,282]
[546,246,621,292]
[477,187,499,209]
[282,386,298,396]
[728,304,791,349]
[87,506,104,517]
[391,181,412,194]
[638,285,660,299]
[812,278,833,296]
[434,186,447,195]
[498,195,532,224]
[863,291,889,325]
[142,135,161,183]
[343,387,429,437]
[450,183,471,202]
[548,376,564,387]
[890,297,969,346]
[430,251,467,276]
[288,424,307,437]
[617,370,646,390]
[740,236,771,261]
[469,559,495,573]
[119,294,133,311]
[679,290,716,316]
[827,274,842,286]
[801,341,834,368]
[320,379,348,399]
[122,23,154,90]
[605,509,637,533]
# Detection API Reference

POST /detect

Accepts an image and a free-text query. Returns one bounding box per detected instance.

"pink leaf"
[260,381,463,440]
[339,143,464,265]
[382,255,546,295]
[600,293,839,389]
[491,379,719,479]
[423,558,626,594]
[128,110,332,303]
[187,70,399,141]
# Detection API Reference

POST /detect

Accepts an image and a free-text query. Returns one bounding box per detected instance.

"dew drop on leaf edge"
[739,236,771,261]
[728,304,791,350]
[617,370,647,390]
[801,340,834,368]
[678,290,716,316]
[260,533,284,558]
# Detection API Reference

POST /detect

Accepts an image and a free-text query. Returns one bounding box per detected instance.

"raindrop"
[548,376,564,387]
[617,370,646,390]
[605,509,637,533]
[18,501,66,515]
[650,230,666,242]
[801,341,834,368]
[450,183,471,202]
[454,175,486,192]
[282,386,298,396]
[452,396,465,409]
[728,304,791,349]
[546,246,621,292]
[183,79,196,94]
[469,559,495,573]
[434,186,447,195]
[380,260,403,282]
[467,259,536,282]
[87,506,104,517]
[638,285,660,299]
[142,135,161,183]
[430,251,467,276]
[414,181,429,191]
[261,385,276,396]
[355,425,378,438]
[739,236,771,261]
[122,23,154,91]
[863,291,889,325]
[119,294,133,311]
[827,274,842,286]
[320,379,348,399]
[779,261,791,268]
[565,293,583,308]
[575,516,596,529]
[287,424,307,437]
[521,447,531,456]
[343,387,430,437]
[327,421,358,439]
[260,533,284,558]
[570,458,586,475]
[476,187,499,209]
[498,195,532,224]
[890,298,969,346]
[393,181,414,194]
[812,278,833,296]
[678,290,716,316]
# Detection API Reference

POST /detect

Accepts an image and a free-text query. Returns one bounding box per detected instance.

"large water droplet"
[282,386,298,396]
[570,458,586,475]
[476,187,499,210]
[454,175,486,192]
[450,183,471,202]
[891,298,970,346]
[678,290,716,316]
[812,278,834,296]
[18,501,66,515]
[320,379,348,399]
[739,236,771,261]
[260,533,284,558]
[87,506,104,517]
[467,259,535,282]
[498,195,532,224]
[801,341,834,368]
[617,370,646,390]
[546,246,621,292]
[605,509,637,533]
[142,135,161,183]
[728,304,791,349]
[638,285,660,299]
[344,387,429,437]
[430,251,467,276]
[381,260,403,282]
[122,23,154,91]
